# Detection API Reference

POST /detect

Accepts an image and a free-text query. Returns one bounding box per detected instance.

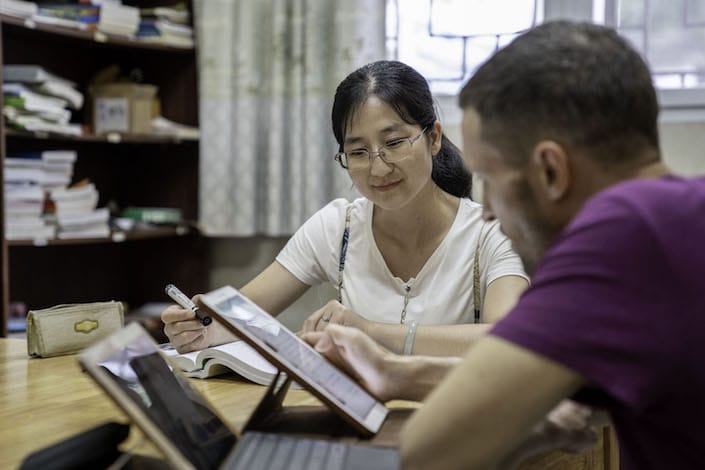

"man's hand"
[500,399,599,468]
[539,400,599,453]
[302,300,371,333]
[302,324,398,401]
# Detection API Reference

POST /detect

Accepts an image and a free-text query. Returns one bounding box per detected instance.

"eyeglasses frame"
[334,126,429,170]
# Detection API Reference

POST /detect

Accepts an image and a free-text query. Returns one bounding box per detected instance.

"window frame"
[386,0,705,122]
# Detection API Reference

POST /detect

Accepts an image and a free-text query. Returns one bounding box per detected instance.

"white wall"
[208,237,336,330]
[659,122,705,175]
[437,95,705,177]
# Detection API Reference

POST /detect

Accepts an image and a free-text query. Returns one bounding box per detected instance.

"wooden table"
[0,338,617,469]
[0,338,414,468]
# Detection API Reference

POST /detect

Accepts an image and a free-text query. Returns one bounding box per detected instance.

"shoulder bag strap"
[473,225,483,323]
[336,204,354,303]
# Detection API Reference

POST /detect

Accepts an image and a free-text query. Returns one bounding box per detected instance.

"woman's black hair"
[331,60,472,198]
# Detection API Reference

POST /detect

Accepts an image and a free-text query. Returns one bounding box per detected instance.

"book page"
[205,341,277,376]
[159,344,200,372]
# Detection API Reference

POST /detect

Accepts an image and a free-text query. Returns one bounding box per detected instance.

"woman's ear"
[530,140,571,201]
[430,120,443,156]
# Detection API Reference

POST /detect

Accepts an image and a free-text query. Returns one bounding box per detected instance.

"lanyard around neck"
[336,202,483,324]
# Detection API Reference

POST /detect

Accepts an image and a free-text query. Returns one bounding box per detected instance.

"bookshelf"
[0,3,208,336]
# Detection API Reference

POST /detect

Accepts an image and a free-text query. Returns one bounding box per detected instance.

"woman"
[163,60,528,356]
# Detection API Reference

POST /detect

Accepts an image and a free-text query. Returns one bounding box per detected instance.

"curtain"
[195,0,386,236]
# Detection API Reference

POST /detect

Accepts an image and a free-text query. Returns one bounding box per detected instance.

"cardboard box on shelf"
[90,83,158,134]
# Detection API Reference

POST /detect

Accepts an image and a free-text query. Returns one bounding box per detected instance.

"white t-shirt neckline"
[276,197,527,324]
[364,198,463,289]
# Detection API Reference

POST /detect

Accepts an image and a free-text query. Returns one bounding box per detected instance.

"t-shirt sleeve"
[490,196,683,411]
[479,220,529,284]
[275,198,348,286]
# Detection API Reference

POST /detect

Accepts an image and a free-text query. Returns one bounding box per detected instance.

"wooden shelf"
[0,14,194,53]
[4,128,199,145]
[7,225,195,247]
[0,1,206,336]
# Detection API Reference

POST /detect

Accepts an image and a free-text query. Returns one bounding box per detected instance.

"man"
[303,20,705,469]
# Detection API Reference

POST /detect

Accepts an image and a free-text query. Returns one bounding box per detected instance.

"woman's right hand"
[301,300,371,334]
[162,302,220,353]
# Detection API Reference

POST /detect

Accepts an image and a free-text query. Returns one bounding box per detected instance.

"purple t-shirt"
[491,175,705,470]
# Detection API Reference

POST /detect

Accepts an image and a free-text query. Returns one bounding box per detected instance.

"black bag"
[20,421,129,470]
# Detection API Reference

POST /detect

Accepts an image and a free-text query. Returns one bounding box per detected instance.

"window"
[608,0,705,90]
[386,0,543,96]
[387,0,705,114]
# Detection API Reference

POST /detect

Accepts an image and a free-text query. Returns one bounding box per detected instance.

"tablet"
[79,323,399,470]
[78,323,236,470]
[199,286,389,437]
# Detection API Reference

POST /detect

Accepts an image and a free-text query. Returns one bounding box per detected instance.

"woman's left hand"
[302,300,371,333]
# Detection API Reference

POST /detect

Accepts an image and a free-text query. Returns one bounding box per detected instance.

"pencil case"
[27,301,124,358]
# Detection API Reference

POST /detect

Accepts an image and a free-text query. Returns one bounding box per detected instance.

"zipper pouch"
[27,301,124,358]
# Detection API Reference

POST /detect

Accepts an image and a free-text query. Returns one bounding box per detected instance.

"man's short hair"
[459,21,660,165]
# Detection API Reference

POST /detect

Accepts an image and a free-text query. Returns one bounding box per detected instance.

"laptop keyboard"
[221,431,399,470]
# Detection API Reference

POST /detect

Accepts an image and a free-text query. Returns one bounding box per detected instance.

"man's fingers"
[321,325,359,358]
[301,324,362,352]
[326,324,363,349]
[301,329,335,356]
[548,400,593,431]
[300,331,325,345]
[303,325,362,365]
[301,328,351,371]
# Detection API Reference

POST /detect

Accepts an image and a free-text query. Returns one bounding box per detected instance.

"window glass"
[387,0,705,94]
[616,0,705,89]
[387,0,540,95]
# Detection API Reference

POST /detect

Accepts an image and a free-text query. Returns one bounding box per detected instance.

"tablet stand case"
[19,372,412,469]
[19,421,173,470]
[19,421,130,470]
[243,370,415,447]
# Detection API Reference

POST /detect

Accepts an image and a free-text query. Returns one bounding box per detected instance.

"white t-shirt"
[276,198,527,325]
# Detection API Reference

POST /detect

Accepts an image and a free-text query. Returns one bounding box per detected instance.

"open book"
[160,340,278,385]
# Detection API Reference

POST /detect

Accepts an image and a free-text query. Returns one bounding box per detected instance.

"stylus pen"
[164,284,212,326]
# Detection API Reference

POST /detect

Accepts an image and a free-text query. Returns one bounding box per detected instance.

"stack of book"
[4,185,54,241]
[97,1,140,38]
[150,116,199,140]
[0,0,37,19]
[5,150,74,190]
[2,65,83,136]
[138,2,193,48]
[48,183,111,239]
[32,2,100,31]
[3,150,113,241]
[3,150,78,241]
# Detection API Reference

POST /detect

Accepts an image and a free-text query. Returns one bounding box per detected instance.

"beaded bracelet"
[403,320,418,355]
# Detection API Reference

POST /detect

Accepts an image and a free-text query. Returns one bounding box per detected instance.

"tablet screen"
[80,324,235,470]
[200,286,388,435]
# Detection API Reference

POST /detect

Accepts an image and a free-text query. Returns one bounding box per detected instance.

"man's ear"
[430,120,443,156]
[530,140,571,201]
